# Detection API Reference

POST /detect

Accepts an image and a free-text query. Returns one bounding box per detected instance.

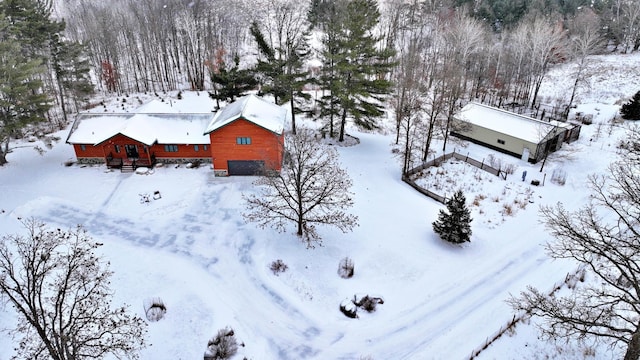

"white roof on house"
[67,113,214,146]
[135,99,182,114]
[455,103,557,144]
[204,94,286,135]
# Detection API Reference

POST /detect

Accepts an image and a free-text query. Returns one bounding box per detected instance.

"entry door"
[125,144,139,158]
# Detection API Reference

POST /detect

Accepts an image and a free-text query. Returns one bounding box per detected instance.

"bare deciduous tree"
[0,218,147,360]
[564,9,605,116]
[509,155,640,360]
[243,129,358,247]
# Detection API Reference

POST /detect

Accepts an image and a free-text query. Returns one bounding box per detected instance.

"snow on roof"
[67,96,217,145]
[67,113,214,146]
[455,103,557,144]
[135,99,182,114]
[203,94,286,135]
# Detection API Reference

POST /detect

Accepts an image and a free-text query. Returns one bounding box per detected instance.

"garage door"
[227,160,265,176]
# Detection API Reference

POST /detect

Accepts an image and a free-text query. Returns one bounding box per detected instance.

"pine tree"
[318,0,395,142]
[620,91,640,120]
[250,20,311,135]
[209,54,258,106]
[51,37,94,125]
[432,190,473,244]
[0,28,50,165]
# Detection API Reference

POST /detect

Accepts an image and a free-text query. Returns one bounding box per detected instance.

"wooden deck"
[107,154,156,172]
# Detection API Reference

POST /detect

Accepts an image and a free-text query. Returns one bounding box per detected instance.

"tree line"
[2,0,640,166]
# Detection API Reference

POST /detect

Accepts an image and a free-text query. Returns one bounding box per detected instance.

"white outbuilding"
[451,102,581,163]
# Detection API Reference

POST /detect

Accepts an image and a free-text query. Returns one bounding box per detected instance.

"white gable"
[204,94,286,135]
[456,103,556,144]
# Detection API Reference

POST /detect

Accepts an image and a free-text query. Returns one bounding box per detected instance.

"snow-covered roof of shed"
[204,94,286,135]
[67,113,214,146]
[455,103,557,144]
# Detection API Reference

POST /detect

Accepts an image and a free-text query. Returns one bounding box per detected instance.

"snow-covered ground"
[0,53,638,360]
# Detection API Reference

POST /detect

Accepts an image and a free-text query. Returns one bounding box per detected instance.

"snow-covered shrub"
[503,163,516,175]
[502,203,514,216]
[338,257,354,279]
[204,327,238,360]
[143,297,167,322]
[340,298,358,318]
[355,295,384,313]
[472,194,486,206]
[486,154,501,169]
[270,259,288,275]
[339,294,385,318]
[551,168,567,185]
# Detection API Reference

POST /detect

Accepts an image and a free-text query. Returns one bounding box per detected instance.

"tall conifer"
[318,0,395,141]
[432,190,473,244]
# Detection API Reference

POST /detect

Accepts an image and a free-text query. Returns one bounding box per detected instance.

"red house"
[203,94,286,176]
[66,95,287,175]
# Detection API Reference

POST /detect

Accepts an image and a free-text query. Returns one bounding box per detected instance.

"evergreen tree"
[0,20,51,165]
[51,37,94,125]
[250,20,311,135]
[1,0,91,128]
[209,54,258,106]
[432,190,473,244]
[620,91,640,120]
[318,0,395,142]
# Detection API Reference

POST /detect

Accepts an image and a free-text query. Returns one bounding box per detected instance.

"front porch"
[106,153,156,172]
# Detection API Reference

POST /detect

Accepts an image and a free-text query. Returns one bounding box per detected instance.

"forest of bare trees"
[1,0,639,168]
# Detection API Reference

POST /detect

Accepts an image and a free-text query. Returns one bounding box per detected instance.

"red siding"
[74,134,209,161]
[73,143,104,159]
[150,143,210,159]
[208,118,284,172]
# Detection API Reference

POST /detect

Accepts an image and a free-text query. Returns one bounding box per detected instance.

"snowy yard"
[1,53,639,359]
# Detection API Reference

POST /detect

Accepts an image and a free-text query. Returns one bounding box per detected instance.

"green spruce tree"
[318,0,395,142]
[620,91,640,120]
[51,37,94,125]
[250,21,311,135]
[0,35,50,165]
[432,190,473,244]
[209,54,258,107]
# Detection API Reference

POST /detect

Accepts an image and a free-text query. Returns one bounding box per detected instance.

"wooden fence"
[402,152,505,204]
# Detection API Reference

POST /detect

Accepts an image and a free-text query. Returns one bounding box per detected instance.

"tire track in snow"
[31,199,323,359]
[387,246,547,359]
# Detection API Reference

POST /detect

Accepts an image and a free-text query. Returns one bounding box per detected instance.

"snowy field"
[0,52,639,359]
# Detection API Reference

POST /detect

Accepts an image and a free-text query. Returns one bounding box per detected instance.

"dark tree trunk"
[624,331,640,360]
[339,107,347,142]
[290,94,296,135]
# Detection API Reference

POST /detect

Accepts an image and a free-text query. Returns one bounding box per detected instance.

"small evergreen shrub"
[620,91,640,120]
[270,259,288,275]
[432,190,473,244]
[205,327,238,360]
[338,257,354,279]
